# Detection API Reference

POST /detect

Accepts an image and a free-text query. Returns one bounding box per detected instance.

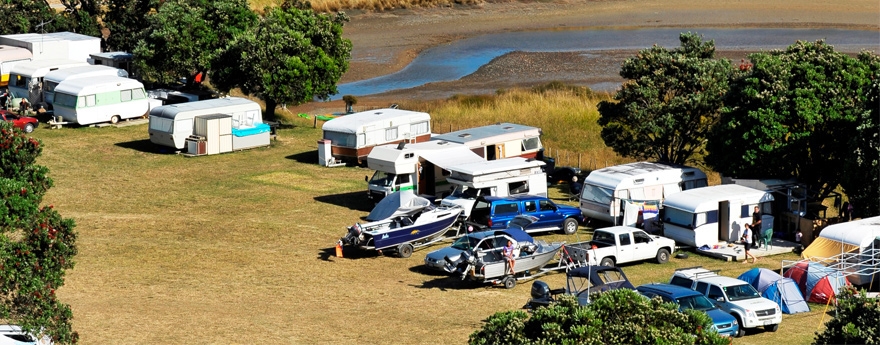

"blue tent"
[738,268,810,314]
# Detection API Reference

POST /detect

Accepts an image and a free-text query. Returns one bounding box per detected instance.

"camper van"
[579,161,708,225]
[149,97,262,150]
[52,76,148,125]
[7,59,89,109]
[0,45,32,87]
[431,122,544,161]
[440,158,548,218]
[661,184,774,248]
[320,108,431,165]
[43,65,128,109]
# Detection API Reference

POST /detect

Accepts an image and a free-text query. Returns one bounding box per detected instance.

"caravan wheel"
[110,115,121,124]
[397,243,414,258]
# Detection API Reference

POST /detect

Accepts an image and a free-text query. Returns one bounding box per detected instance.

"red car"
[0,110,38,133]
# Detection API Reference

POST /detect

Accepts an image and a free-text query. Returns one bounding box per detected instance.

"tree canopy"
[103,0,157,52]
[0,122,78,344]
[597,32,732,165]
[705,40,879,202]
[469,289,729,345]
[838,52,880,217]
[0,0,63,35]
[210,0,352,119]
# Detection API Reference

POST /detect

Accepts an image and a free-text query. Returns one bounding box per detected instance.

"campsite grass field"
[31,104,836,344]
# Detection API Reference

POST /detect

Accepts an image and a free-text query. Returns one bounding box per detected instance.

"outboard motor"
[526,280,554,310]
[340,224,363,246]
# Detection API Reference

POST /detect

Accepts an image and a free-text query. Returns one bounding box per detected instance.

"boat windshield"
[369,171,396,187]
[451,235,480,250]
[675,294,717,312]
[724,284,761,301]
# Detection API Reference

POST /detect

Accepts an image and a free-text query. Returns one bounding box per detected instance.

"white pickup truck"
[578,226,676,267]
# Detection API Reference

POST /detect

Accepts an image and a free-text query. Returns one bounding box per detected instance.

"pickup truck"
[468,195,584,234]
[0,110,38,133]
[578,226,676,267]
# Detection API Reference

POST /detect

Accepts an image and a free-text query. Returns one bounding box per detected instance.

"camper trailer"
[801,216,880,286]
[660,184,775,248]
[579,162,708,225]
[440,157,548,218]
[7,59,90,109]
[43,65,128,109]
[0,45,32,87]
[52,76,148,125]
[431,122,544,161]
[149,97,263,150]
[89,52,133,77]
[320,108,431,165]
[366,140,486,202]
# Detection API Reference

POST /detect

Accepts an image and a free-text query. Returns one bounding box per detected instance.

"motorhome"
[578,161,708,225]
[661,184,775,248]
[52,76,149,125]
[320,108,431,166]
[431,122,544,160]
[149,97,263,150]
[7,59,89,109]
[0,45,32,87]
[440,158,548,218]
[43,65,128,109]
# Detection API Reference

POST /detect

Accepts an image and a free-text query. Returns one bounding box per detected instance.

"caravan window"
[681,178,708,190]
[703,211,718,225]
[522,137,541,151]
[150,117,173,132]
[664,207,694,228]
[741,205,750,217]
[629,187,645,200]
[10,74,26,87]
[323,131,356,148]
[410,122,429,135]
[385,127,398,141]
[580,184,613,205]
[509,181,529,194]
[121,89,132,102]
[84,95,96,107]
[132,88,146,100]
[45,81,59,92]
[53,93,77,107]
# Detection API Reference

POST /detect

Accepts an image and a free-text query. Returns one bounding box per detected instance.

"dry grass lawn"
[30,118,835,345]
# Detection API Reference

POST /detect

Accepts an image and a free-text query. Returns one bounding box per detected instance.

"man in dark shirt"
[751,206,763,248]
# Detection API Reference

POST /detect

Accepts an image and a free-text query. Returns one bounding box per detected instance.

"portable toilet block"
[194,114,233,155]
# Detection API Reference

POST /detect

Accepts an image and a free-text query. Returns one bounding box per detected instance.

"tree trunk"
[264,98,277,120]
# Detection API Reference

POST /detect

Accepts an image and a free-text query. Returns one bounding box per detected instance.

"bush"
[814,286,880,345]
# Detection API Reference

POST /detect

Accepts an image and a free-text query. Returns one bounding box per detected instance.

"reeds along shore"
[251,0,481,12]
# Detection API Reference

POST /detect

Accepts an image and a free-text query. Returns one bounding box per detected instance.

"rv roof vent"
[374,111,383,115]
[437,141,448,145]
[458,133,471,138]
[404,153,414,159]
[396,142,406,150]
[503,126,513,130]
[634,178,645,184]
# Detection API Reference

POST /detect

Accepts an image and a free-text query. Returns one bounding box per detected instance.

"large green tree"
[103,0,157,52]
[706,40,878,202]
[56,0,104,37]
[211,0,351,119]
[597,32,732,165]
[0,0,61,35]
[133,0,257,86]
[839,52,880,217]
[469,289,728,345]
[0,122,78,344]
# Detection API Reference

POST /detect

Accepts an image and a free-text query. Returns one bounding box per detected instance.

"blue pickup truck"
[468,195,584,234]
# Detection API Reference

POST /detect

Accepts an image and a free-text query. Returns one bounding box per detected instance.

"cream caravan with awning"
[802,216,880,285]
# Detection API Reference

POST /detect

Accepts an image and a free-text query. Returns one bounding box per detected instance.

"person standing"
[751,205,763,249]
[742,224,758,264]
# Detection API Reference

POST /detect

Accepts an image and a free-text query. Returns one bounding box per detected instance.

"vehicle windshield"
[580,184,613,205]
[724,284,761,301]
[675,294,717,312]
[369,171,396,187]
[451,235,479,250]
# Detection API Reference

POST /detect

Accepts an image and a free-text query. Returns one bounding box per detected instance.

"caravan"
[431,122,544,160]
[149,97,263,150]
[661,184,775,248]
[578,162,708,225]
[320,108,431,166]
[7,59,89,110]
[440,157,548,218]
[0,45,32,87]
[43,65,128,109]
[52,76,149,125]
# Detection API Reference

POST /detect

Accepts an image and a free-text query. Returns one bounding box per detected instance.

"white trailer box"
[148,97,261,150]
[579,161,708,225]
[440,157,548,217]
[661,184,775,248]
[194,114,233,155]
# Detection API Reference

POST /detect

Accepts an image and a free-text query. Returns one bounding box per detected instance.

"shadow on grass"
[408,266,489,290]
[286,150,318,164]
[115,139,177,154]
[314,191,373,213]
[317,246,382,262]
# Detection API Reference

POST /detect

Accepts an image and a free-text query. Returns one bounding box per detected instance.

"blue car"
[636,283,741,338]
[468,195,584,234]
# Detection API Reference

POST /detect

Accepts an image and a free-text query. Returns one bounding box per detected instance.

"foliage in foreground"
[468,289,728,345]
[813,286,880,345]
[0,122,78,344]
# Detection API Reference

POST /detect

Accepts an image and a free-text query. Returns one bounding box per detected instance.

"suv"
[636,283,740,337]
[669,267,781,336]
[468,195,583,234]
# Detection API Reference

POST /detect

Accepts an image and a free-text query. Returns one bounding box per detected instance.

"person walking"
[742,224,758,264]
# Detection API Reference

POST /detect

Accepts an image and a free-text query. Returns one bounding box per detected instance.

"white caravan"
[0,45,32,87]
[52,76,149,125]
[7,59,89,109]
[149,97,262,150]
[321,108,431,166]
[440,157,548,217]
[579,161,707,225]
[43,65,128,109]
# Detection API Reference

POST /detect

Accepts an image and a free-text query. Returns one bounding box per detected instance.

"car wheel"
[656,248,670,264]
[599,257,615,267]
[734,316,745,338]
[766,323,779,332]
[562,218,578,235]
[397,243,414,258]
[503,275,516,289]
[110,115,121,124]
[23,123,34,133]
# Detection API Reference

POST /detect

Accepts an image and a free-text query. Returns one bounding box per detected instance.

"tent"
[738,268,810,314]
[802,216,880,260]
[783,260,850,304]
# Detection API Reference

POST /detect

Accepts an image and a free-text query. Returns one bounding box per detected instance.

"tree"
[211,0,352,119]
[0,0,62,35]
[469,289,729,345]
[103,0,157,52]
[813,286,880,345]
[0,122,78,344]
[56,0,104,37]
[839,52,880,217]
[706,40,878,201]
[133,0,257,86]
[597,32,732,165]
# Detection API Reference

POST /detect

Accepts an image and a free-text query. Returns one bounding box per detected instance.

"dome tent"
[738,268,809,314]
[783,260,850,305]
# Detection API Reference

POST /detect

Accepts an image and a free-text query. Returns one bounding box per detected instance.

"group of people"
[741,206,764,264]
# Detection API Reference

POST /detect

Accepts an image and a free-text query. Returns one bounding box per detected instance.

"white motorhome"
[431,122,544,160]
[7,59,89,109]
[43,65,128,109]
[440,158,548,217]
[0,32,100,62]
[52,76,149,125]
[320,108,431,166]
[0,45,32,87]
[579,161,708,225]
[661,184,775,248]
[149,97,263,150]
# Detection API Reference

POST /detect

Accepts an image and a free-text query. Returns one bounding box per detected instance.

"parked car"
[578,226,676,267]
[636,283,740,337]
[0,324,52,345]
[0,110,38,133]
[467,195,584,234]
[669,267,782,335]
[525,265,634,309]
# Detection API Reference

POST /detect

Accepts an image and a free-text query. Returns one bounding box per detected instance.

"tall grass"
[250,0,479,12]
